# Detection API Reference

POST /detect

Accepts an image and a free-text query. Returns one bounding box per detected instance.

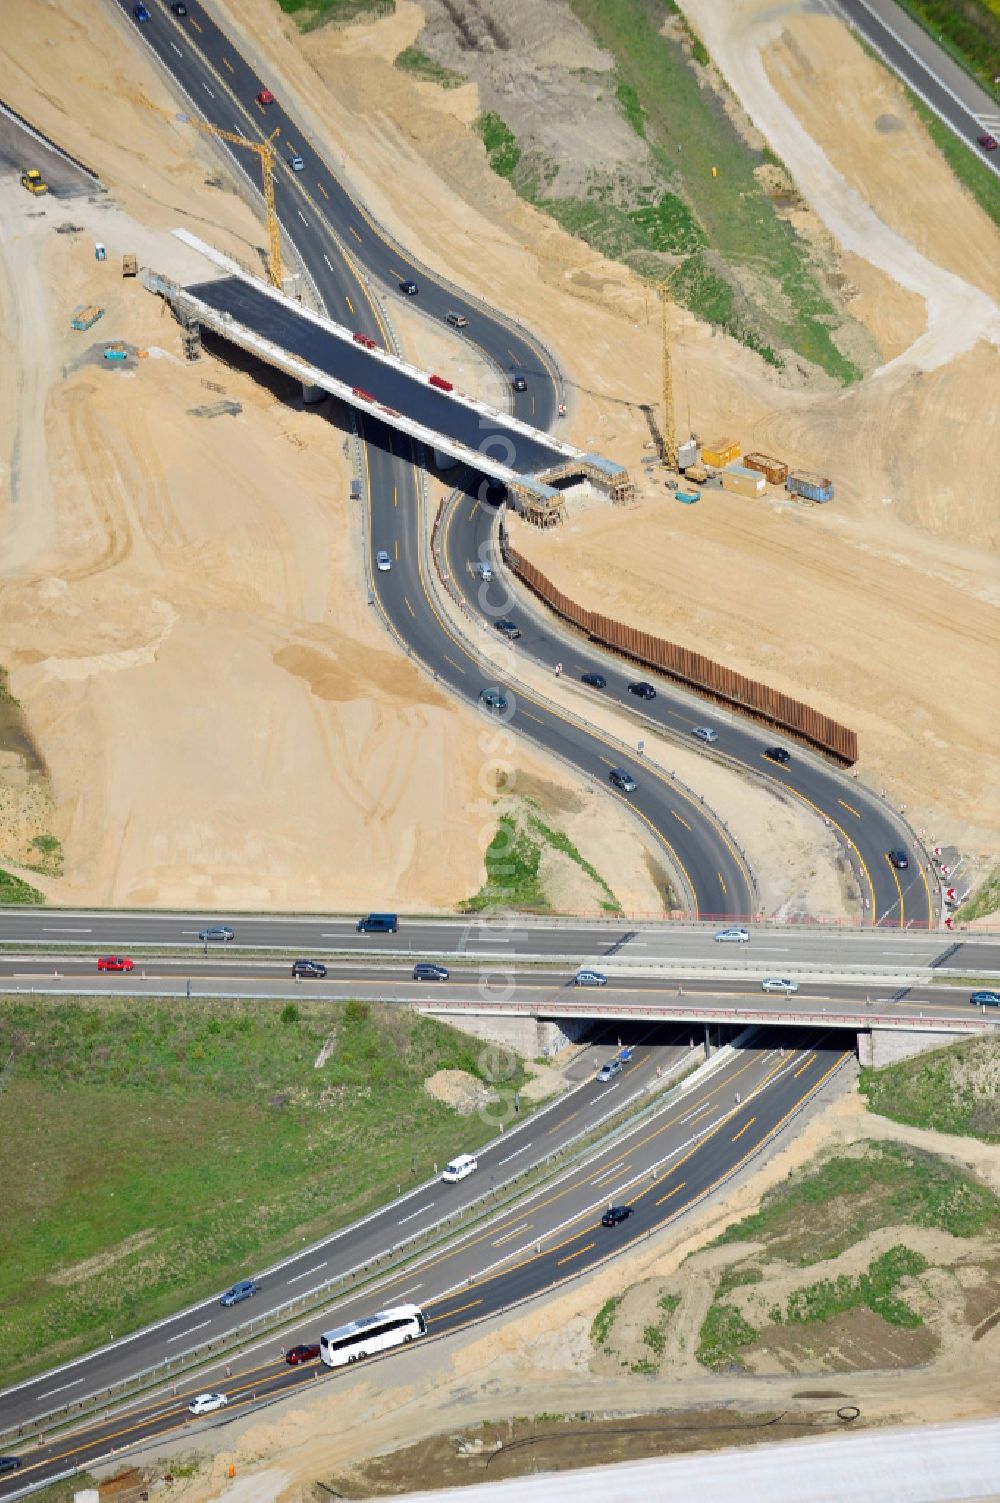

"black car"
[198,925,235,943]
[399,279,418,295]
[764,747,790,765]
[511,374,528,392]
[170,2,189,14]
[582,672,606,688]
[0,1459,22,1476]
[601,1206,634,1227]
[888,849,909,870]
[413,963,450,981]
[292,959,327,978]
[628,681,656,700]
[494,618,521,640]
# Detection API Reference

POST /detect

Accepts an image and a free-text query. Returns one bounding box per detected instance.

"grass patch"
[27,833,63,878]
[476,112,522,180]
[616,78,646,136]
[910,95,1000,227]
[461,799,622,914]
[0,995,526,1383]
[716,1265,763,1298]
[893,0,1000,91]
[395,46,465,89]
[591,1293,624,1347]
[957,865,1000,922]
[696,1301,756,1369]
[715,1143,1000,1262]
[275,0,394,27]
[658,1290,680,1317]
[860,1036,1000,1143]
[0,869,45,905]
[785,1244,928,1328]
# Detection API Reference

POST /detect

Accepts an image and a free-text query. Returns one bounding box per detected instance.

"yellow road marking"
[350,225,362,242]
[443,654,465,675]
[393,485,398,507]
[731,1116,756,1142]
[557,1240,595,1267]
[394,539,399,561]
[190,16,202,30]
[223,56,234,73]
[551,1110,578,1132]
[428,1298,482,1322]
[522,710,544,725]
[404,597,415,617]
[655,1180,686,1207]
[317,181,329,198]
[793,1052,817,1079]
[718,872,727,896]
[345,295,354,314]
[671,810,692,831]
[837,797,860,817]
[885,853,905,928]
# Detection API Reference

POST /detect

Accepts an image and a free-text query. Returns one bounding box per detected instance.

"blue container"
[786,472,834,503]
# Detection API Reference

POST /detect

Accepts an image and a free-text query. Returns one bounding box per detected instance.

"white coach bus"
[320,1303,427,1367]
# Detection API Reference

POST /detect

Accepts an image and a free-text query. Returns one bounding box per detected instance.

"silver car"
[762,977,799,994]
[188,1392,228,1416]
[575,969,607,987]
[692,726,719,743]
[376,550,391,572]
[714,927,749,943]
[597,1058,622,1082]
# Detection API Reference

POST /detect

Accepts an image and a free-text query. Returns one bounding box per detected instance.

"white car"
[692,726,719,743]
[188,1392,228,1416]
[376,550,391,572]
[714,927,749,944]
[761,978,799,994]
[289,155,304,172]
[597,1058,622,1082]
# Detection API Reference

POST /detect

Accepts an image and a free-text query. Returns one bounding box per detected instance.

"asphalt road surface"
[0,1029,850,1484]
[105,0,934,927]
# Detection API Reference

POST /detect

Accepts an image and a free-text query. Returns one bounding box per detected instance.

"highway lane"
[445,491,936,930]
[0,1024,685,1432]
[1,910,983,965]
[0,1030,849,1483]
[110,0,751,918]
[829,0,1000,167]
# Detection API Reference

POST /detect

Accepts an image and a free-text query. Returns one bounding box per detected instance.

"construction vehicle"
[122,253,138,278]
[20,168,48,195]
[129,91,283,288]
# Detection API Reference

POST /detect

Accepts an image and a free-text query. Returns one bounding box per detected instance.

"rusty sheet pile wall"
[503,541,858,764]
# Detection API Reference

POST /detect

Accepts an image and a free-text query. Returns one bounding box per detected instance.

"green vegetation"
[715,1144,1000,1262]
[616,78,646,136]
[957,865,1000,922]
[0,995,525,1383]
[27,834,63,877]
[716,1265,763,1297]
[462,799,621,914]
[696,1300,757,1369]
[0,869,44,905]
[785,1244,928,1328]
[860,1037,1000,1143]
[659,0,710,65]
[475,112,522,180]
[910,96,1000,227]
[893,0,1000,92]
[591,1293,624,1347]
[275,0,394,27]
[395,47,466,89]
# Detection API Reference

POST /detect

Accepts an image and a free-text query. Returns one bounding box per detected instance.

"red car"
[285,1343,321,1365]
[97,955,134,973]
[977,134,998,151]
[256,89,274,107]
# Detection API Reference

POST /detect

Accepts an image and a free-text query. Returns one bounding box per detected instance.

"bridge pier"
[858,1026,966,1069]
[301,382,326,405]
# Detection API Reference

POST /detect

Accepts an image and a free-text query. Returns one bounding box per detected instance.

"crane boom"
[129,92,283,288]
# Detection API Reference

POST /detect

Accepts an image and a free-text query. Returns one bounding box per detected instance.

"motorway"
[104,0,934,927]
[0,1028,851,1487]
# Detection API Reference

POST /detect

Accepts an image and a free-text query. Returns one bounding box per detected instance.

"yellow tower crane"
[129,91,283,288]
[657,278,678,470]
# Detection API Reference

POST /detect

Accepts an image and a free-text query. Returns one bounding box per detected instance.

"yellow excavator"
[20,168,49,195]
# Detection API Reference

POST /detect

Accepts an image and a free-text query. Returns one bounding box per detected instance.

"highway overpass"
[146,234,635,525]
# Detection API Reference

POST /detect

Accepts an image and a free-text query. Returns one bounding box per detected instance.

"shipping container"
[742,451,787,484]
[787,470,834,503]
[702,437,740,467]
[722,464,766,498]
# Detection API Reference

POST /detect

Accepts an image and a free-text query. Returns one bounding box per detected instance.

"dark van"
[356,913,399,934]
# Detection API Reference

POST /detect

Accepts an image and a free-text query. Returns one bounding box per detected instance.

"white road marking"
[497,1146,529,1165]
[492,1223,531,1247]
[170,42,183,57]
[399,1205,430,1223]
[43,927,92,933]
[322,254,334,271]
[166,1320,211,1344]
[202,83,215,98]
[39,1378,84,1399]
[285,1262,327,1285]
[590,1163,631,1185]
[397,1283,423,1297]
[297,209,309,226]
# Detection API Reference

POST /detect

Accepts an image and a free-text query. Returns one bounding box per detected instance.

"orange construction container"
[743,451,788,485]
[702,437,741,467]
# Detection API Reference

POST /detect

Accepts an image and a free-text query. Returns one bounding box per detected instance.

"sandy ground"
[124,1080,1000,1503]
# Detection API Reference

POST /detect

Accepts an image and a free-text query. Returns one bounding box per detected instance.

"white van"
[441,1153,478,1184]
[473,561,493,582]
